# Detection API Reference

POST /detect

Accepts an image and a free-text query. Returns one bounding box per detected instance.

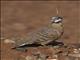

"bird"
[10,16,64,50]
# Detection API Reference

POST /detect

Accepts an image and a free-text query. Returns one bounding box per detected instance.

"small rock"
[4,39,15,44]
[1,37,5,40]
[32,51,47,60]
[47,54,58,60]
[25,56,34,60]
[73,49,79,53]
[53,55,58,58]
[46,58,58,60]
[36,53,47,60]
[68,53,80,57]
[16,56,26,60]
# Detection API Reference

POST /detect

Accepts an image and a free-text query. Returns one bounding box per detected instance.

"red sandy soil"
[1,1,80,60]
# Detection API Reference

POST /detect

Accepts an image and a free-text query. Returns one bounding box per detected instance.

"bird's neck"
[52,23,64,37]
[52,23,63,28]
[50,23,63,33]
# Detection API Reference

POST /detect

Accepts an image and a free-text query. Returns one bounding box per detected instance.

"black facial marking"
[51,16,63,23]
[54,17,63,20]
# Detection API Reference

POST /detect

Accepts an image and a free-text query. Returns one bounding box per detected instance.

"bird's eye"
[51,16,63,23]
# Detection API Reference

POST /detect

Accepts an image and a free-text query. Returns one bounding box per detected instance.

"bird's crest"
[56,8,59,16]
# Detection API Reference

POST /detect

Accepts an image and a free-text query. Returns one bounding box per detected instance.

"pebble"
[25,56,34,60]
[68,53,80,57]
[46,58,58,60]
[33,52,47,60]
[73,49,79,53]
[46,54,58,60]
[4,39,15,44]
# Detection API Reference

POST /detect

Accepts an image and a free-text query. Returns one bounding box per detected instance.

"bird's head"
[50,16,63,24]
[50,16,63,29]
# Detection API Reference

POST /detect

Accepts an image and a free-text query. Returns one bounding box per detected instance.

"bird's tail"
[11,43,27,49]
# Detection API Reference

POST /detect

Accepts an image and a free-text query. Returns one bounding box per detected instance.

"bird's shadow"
[46,40,64,46]
[12,41,64,52]
[16,41,64,48]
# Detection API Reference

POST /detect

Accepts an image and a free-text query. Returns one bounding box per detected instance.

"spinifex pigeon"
[11,16,64,50]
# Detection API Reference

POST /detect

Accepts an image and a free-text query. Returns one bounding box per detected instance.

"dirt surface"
[1,1,80,60]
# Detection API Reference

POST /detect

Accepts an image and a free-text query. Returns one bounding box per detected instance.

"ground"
[1,1,80,60]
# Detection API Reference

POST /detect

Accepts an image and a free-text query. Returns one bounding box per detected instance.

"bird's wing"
[31,27,58,45]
